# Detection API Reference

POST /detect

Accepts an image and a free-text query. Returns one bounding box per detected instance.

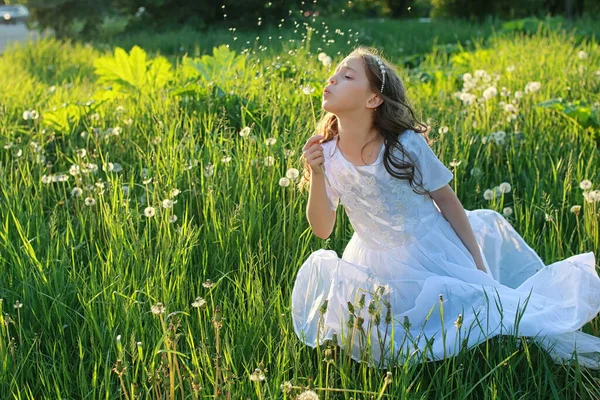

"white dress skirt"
[291,130,600,369]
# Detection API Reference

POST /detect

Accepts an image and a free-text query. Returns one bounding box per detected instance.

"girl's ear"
[366,93,383,109]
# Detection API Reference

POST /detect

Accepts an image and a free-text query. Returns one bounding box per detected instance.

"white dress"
[291,129,600,369]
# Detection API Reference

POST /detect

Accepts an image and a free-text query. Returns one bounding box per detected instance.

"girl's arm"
[429,185,488,273]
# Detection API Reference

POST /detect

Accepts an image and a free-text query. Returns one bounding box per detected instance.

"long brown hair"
[297,45,437,197]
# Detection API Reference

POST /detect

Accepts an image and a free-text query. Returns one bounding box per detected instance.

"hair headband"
[373,55,386,93]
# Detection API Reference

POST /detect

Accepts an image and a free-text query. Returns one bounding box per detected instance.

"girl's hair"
[297,45,436,197]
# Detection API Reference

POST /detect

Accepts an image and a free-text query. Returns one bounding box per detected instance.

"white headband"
[373,56,386,93]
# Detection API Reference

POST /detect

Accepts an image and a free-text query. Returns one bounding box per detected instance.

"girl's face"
[322,55,380,114]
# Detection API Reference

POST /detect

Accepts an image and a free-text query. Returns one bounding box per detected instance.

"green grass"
[0,14,599,399]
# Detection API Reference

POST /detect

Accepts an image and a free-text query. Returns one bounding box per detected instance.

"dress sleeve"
[403,131,454,192]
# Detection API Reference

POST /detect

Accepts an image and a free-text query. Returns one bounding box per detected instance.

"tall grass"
[0,14,599,399]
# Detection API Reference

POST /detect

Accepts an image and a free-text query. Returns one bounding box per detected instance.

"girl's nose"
[328,76,335,84]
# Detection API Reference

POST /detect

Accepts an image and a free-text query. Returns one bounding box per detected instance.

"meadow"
[0,12,600,399]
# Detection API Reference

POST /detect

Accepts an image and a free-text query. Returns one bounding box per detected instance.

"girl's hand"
[302,134,325,175]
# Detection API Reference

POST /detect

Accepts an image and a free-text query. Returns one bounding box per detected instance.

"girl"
[291,46,600,369]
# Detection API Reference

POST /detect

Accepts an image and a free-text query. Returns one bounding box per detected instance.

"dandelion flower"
[77,148,87,158]
[482,86,497,100]
[191,296,207,308]
[249,368,266,382]
[41,174,52,184]
[85,197,96,206]
[301,84,315,95]
[544,213,553,222]
[151,302,165,314]
[438,126,449,134]
[239,126,251,137]
[169,215,178,223]
[570,205,581,216]
[162,199,174,209]
[170,188,181,197]
[279,177,290,187]
[264,156,275,167]
[71,187,83,197]
[14,300,23,309]
[202,279,214,288]
[502,207,513,217]
[286,168,300,180]
[524,81,541,94]
[204,163,214,177]
[322,56,332,67]
[297,390,320,400]
[449,159,461,167]
[144,206,156,218]
[483,189,494,200]
[577,50,587,60]
[317,52,328,61]
[499,182,512,193]
[265,137,277,146]
[579,179,592,190]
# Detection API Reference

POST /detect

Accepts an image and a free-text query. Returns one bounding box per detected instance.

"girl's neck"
[336,117,381,155]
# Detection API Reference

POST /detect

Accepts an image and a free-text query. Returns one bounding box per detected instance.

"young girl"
[291,46,600,369]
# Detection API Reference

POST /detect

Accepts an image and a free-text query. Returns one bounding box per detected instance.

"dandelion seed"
[85,197,96,206]
[438,126,449,134]
[545,213,553,222]
[502,206,513,217]
[570,205,581,216]
[143,177,152,185]
[144,207,156,218]
[279,177,290,187]
[76,148,87,158]
[499,182,512,193]
[221,155,232,163]
[151,302,165,314]
[579,179,592,190]
[449,159,461,167]
[71,187,83,197]
[265,137,277,146]
[161,199,174,209]
[116,334,122,343]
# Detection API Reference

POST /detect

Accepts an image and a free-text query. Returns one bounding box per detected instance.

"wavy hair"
[297,45,437,197]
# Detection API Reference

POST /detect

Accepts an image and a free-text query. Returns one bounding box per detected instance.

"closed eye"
[344,76,352,79]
